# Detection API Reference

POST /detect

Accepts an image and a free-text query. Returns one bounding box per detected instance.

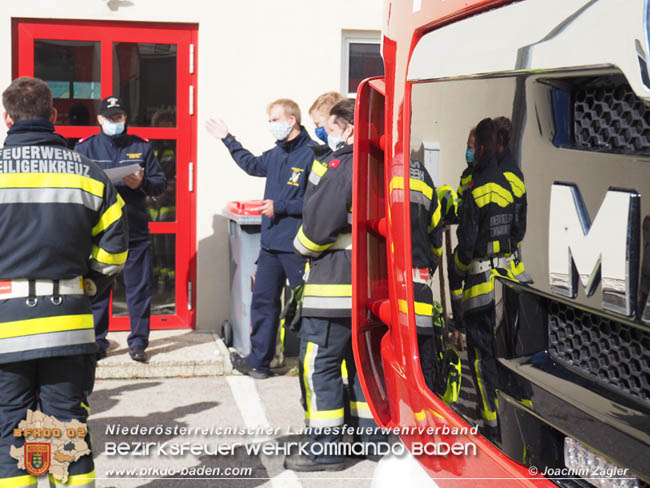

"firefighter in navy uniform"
[448,118,519,442]
[494,116,530,283]
[287,99,386,472]
[75,96,166,362]
[0,77,128,487]
[206,99,313,379]
[449,127,478,330]
[407,160,461,403]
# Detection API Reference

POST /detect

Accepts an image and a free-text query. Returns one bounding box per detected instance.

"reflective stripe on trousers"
[0,474,37,488]
[49,470,95,487]
[302,341,345,428]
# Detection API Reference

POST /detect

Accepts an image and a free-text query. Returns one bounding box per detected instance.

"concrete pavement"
[86,375,381,487]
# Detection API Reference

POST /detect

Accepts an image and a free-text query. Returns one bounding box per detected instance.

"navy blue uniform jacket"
[75,130,166,242]
[222,127,314,252]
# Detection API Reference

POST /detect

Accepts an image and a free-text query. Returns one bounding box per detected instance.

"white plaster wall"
[0,0,383,330]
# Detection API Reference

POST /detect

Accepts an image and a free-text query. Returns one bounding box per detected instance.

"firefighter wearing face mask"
[305,92,344,207]
[75,96,166,364]
[205,99,314,379]
[448,118,520,442]
[288,99,386,472]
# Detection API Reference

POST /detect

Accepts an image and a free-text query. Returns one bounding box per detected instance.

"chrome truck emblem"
[549,183,642,318]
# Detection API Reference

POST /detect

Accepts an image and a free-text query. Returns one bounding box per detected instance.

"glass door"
[14,19,197,329]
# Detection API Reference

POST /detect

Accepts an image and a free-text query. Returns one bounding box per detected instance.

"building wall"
[0,1,383,330]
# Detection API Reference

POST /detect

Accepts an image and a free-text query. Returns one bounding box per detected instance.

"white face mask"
[328,134,344,152]
[328,125,350,152]
[268,120,293,141]
[100,118,125,136]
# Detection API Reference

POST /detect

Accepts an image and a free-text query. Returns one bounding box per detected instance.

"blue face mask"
[101,119,125,136]
[315,126,328,144]
[465,148,474,165]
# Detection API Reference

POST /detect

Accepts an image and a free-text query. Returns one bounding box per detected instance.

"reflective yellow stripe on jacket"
[293,226,333,258]
[472,182,514,208]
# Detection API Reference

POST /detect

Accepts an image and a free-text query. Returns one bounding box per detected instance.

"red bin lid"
[224,200,264,216]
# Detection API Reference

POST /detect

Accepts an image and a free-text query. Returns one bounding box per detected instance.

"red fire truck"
[352,0,650,486]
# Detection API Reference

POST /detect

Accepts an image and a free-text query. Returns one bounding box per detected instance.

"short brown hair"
[267,98,301,126]
[309,91,344,116]
[475,118,497,158]
[494,116,512,148]
[330,99,355,127]
[2,77,53,122]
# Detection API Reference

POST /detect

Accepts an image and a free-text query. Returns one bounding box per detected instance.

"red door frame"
[13,19,197,330]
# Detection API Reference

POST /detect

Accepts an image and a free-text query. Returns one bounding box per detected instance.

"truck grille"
[573,80,650,155]
[548,302,650,405]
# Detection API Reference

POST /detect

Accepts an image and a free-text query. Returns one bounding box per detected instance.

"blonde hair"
[267,98,301,126]
[309,91,344,116]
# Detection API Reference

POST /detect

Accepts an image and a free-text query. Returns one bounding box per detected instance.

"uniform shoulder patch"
[77,135,94,144]
[328,159,341,168]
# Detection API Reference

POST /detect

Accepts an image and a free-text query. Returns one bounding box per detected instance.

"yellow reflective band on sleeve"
[409,178,434,200]
[472,183,514,208]
[398,299,408,314]
[414,301,433,316]
[452,288,463,297]
[390,176,433,200]
[304,284,352,297]
[461,174,472,187]
[0,474,37,488]
[504,172,526,198]
[92,198,125,236]
[312,159,328,177]
[492,240,500,254]
[428,202,441,233]
[91,245,128,265]
[0,314,93,340]
[0,173,104,198]
[454,252,470,272]
[297,227,332,253]
[431,245,443,257]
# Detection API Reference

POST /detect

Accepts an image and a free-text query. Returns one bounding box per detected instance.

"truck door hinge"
[189,43,195,74]
[188,162,194,192]
[188,281,193,311]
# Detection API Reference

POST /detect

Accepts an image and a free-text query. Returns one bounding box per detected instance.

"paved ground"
[29,331,435,487]
[86,374,382,487]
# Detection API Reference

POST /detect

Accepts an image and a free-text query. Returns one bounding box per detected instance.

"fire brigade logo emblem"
[287,167,303,186]
[107,97,119,107]
[24,443,51,476]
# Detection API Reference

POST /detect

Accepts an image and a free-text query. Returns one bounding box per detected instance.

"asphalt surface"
[84,374,383,487]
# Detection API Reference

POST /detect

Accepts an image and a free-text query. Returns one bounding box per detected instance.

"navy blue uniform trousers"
[246,248,305,372]
[0,355,95,480]
[93,238,153,352]
[299,317,386,463]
